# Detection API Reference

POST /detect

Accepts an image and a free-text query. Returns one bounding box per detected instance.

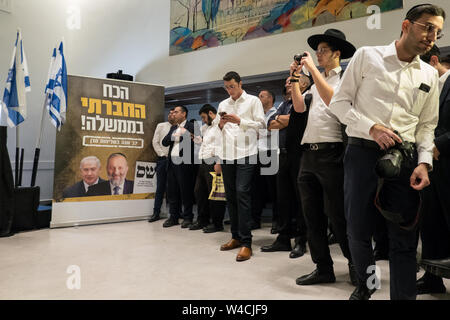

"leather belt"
[302,142,342,151]
[347,137,380,150]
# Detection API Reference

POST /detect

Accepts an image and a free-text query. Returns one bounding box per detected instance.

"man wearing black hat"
[290,29,357,287]
[330,4,445,300]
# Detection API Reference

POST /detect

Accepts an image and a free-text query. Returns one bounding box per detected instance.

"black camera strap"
[374,178,422,231]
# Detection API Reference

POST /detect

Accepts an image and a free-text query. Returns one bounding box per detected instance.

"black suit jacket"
[63,178,106,198]
[162,120,196,165]
[86,179,134,196]
[436,76,450,158]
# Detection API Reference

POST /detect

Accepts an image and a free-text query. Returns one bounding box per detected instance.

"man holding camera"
[330,4,445,300]
[290,29,357,287]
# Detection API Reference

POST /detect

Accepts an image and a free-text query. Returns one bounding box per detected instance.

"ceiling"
[164,70,290,107]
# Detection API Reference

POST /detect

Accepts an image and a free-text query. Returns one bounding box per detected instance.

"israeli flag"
[45,41,67,130]
[1,30,31,127]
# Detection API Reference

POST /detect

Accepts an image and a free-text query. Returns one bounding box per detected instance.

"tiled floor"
[0,220,449,300]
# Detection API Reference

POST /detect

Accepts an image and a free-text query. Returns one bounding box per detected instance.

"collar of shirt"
[228,90,248,104]
[178,120,187,128]
[439,69,450,92]
[324,66,342,79]
[383,41,422,69]
[265,106,277,116]
[84,179,99,193]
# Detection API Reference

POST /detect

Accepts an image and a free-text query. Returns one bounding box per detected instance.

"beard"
[109,175,124,187]
[207,115,213,126]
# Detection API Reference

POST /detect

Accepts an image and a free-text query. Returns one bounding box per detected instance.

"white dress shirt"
[330,41,440,166]
[216,91,266,161]
[170,119,187,158]
[258,106,278,152]
[152,122,171,157]
[302,66,343,144]
[110,181,125,195]
[198,122,222,160]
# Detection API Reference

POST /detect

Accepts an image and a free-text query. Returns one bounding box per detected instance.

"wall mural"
[170,0,403,56]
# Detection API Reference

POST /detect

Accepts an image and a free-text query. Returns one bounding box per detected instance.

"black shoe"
[181,219,193,229]
[163,218,179,228]
[417,273,446,295]
[261,240,292,252]
[348,263,358,286]
[289,242,306,259]
[373,248,389,261]
[296,269,336,286]
[349,285,376,300]
[203,225,224,233]
[327,232,338,245]
[0,230,15,238]
[421,258,450,279]
[250,222,261,230]
[148,213,160,223]
[189,221,204,230]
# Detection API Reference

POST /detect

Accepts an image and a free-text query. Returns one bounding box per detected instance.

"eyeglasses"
[316,47,331,55]
[410,21,444,39]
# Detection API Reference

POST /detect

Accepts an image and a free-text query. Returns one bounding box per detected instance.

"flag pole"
[19,146,24,186]
[15,126,19,187]
[30,98,48,187]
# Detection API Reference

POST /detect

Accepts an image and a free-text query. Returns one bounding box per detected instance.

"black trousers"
[153,157,168,215]
[298,144,351,273]
[194,162,226,227]
[251,152,277,225]
[420,157,450,262]
[222,158,256,248]
[167,162,195,221]
[0,127,14,234]
[276,152,307,244]
[344,143,419,300]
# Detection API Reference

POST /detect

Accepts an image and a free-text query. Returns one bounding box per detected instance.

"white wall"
[1,0,450,200]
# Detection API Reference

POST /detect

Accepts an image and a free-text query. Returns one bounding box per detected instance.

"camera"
[375,132,416,179]
[294,53,307,64]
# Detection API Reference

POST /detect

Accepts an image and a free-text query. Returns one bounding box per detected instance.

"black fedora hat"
[307,29,356,59]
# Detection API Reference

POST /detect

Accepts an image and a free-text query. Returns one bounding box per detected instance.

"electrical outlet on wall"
[0,0,12,13]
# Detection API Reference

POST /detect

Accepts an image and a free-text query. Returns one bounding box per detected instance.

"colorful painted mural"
[170,0,403,55]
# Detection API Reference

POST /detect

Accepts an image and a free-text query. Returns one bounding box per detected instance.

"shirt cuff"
[418,152,433,170]
[239,118,249,131]
[355,116,377,137]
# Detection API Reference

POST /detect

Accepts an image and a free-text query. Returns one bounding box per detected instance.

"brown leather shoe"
[236,247,252,262]
[220,239,241,251]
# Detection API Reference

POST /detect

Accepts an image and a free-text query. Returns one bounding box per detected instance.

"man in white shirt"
[329,4,445,300]
[290,29,357,287]
[251,89,278,231]
[149,108,176,223]
[162,106,196,229]
[217,71,266,262]
[190,104,226,233]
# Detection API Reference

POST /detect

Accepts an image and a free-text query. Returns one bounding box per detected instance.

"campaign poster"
[51,75,164,228]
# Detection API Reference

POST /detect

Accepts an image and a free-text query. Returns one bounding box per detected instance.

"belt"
[302,142,342,151]
[157,156,168,160]
[347,137,380,150]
